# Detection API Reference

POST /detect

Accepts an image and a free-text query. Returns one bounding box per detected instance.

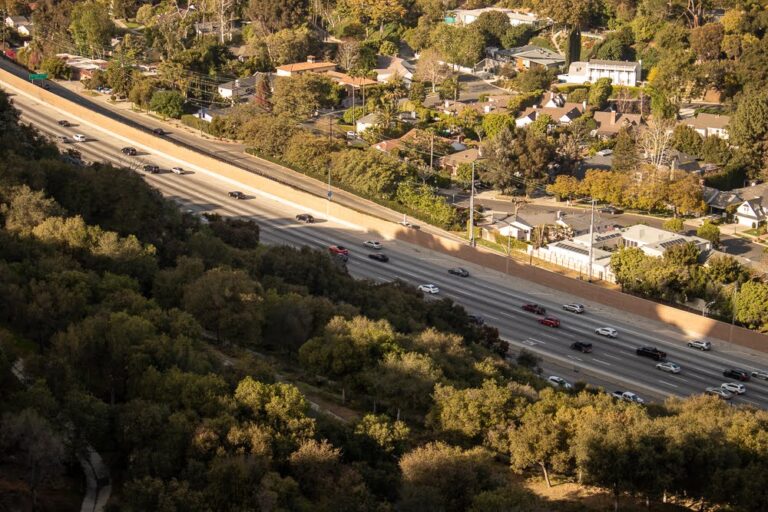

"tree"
[354,414,410,454]
[588,77,613,108]
[610,247,650,291]
[481,127,555,194]
[246,0,309,33]
[697,220,720,246]
[239,114,298,157]
[730,90,768,176]
[514,67,554,93]
[40,56,71,79]
[612,127,639,173]
[263,27,313,66]
[529,0,600,28]
[733,281,768,331]
[640,118,675,168]
[379,40,398,56]
[690,23,724,61]
[667,173,706,216]
[707,255,749,284]
[272,74,340,120]
[438,76,461,101]
[670,124,703,156]
[547,175,580,200]
[481,113,513,140]
[700,136,731,165]
[474,10,513,47]
[414,48,450,92]
[663,217,684,233]
[69,0,113,56]
[331,149,413,200]
[150,90,184,119]
[128,78,156,111]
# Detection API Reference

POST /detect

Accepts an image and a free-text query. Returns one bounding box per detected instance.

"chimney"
[307,55,316,63]
[582,100,587,111]
[610,110,617,125]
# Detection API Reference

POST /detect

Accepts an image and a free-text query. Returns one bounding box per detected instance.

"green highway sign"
[28,73,48,80]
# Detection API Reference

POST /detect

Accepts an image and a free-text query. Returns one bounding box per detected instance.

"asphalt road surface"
[7,79,768,409]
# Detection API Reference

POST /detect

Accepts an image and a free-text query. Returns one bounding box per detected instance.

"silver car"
[656,362,681,374]
[562,303,585,314]
[687,340,711,351]
[751,370,768,380]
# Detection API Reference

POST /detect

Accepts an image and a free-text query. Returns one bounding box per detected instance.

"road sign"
[29,73,48,80]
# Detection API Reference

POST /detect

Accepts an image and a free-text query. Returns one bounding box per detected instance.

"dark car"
[142,164,160,174]
[571,342,593,353]
[228,191,246,199]
[121,146,137,156]
[368,253,389,263]
[599,205,624,215]
[723,368,751,382]
[296,214,315,223]
[448,267,470,277]
[57,120,70,127]
[522,303,546,315]
[152,128,165,135]
[538,316,560,327]
[636,346,667,361]
[467,314,484,325]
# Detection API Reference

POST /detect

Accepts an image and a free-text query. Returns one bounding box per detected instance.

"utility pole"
[468,161,476,247]
[429,133,434,171]
[327,114,333,215]
[587,198,596,282]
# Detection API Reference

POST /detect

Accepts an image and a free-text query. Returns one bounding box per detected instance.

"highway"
[6,80,768,409]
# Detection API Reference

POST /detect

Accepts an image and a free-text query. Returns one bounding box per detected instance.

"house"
[217,73,269,100]
[682,113,730,140]
[498,210,615,242]
[17,24,32,37]
[489,45,565,71]
[439,148,480,174]
[275,57,336,77]
[515,103,584,127]
[373,55,415,84]
[55,53,108,80]
[734,197,767,228]
[619,224,711,257]
[325,70,378,91]
[666,149,702,173]
[448,8,544,27]
[356,113,379,134]
[702,186,741,213]
[531,241,615,281]
[558,59,642,87]
[195,106,233,123]
[592,110,643,138]
[5,15,30,28]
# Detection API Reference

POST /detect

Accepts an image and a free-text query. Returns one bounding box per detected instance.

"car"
[656,362,681,374]
[328,245,350,256]
[547,376,573,389]
[152,128,164,135]
[687,340,711,351]
[102,87,112,94]
[448,267,470,277]
[570,341,593,353]
[418,284,440,294]
[368,253,389,263]
[562,303,585,314]
[636,346,667,361]
[538,316,560,327]
[467,314,484,325]
[751,370,768,380]
[706,387,733,400]
[121,146,137,156]
[612,391,644,404]
[723,369,750,381]
[72,133,87,142]
[346,131,357,139]
[170,167,184,175]
[522,303,546,315]
[398,221,420,229]
[296,214,315,223]
[721,382,746,395]
[595,327,618,338]
[599,205,623,215]
[56,135,70,143]
[57,120,70,127]
[596,149,613,156]
[363,240,382,250]
[228,191,246,199]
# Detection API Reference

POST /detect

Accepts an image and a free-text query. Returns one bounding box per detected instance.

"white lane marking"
[522,340,537,346]
[658,380,679,388]
[741,398,760,407]
[483,314,501,320]
[528,338,546,345]
[593,358,612,366]
[601,353,621,360]
[668,375,688,382]
[567,355,583,362]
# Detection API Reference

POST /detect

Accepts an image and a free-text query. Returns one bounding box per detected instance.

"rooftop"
[276,60,336,73]
[326,70,378,87]
[684,113,730,130]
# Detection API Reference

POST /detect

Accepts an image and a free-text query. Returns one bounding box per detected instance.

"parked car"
[345,131,357,139]
[687,340,711,351]
[547,376,573,389]
[72,133,87,142]
[538,316,560,327]
[599,205,623,215]
[448,267,470,277]
[296,214,315,223]
[721,382,746,395]
[57,120,70,127]
[328,245,350,256]
[656,362,681,374]
[363,240,382,249]
[121,146,137,156]
[368,253,389,263]
[595,327,618,338]
[706,387,733,400]
[723,369,750,381]
[228,191,246,199]
[751,370,768,380]
[142,164,160,174]
[170,167,185,175]
[636,346,667,361]
[596,149,613,156]
[562,303,585,314]
[522,303,546,315]
[418,284,440,294]
[570,342,593,353]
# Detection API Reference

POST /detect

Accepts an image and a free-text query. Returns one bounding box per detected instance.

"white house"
[217,73,269,100]
[515,104,584,127]
[373,55,414,85]
[530,241,615,281]
[734,198,767,228]
[619,224,711,257]
[195,106,232,122]
[356,113,379,134]
[558,59,642,87]
[5,15,29,28]
[449,8,544,27]
[682,113,730,140]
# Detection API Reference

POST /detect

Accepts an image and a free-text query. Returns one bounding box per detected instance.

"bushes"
[180,114,213,134]
[507,90,543,114]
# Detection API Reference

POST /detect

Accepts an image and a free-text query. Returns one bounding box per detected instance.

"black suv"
[571,342,593,353]
[57,120,70,127]
[368,253,389,263]
[121,146,137,156]
[448,267,470,277]
[723,368,750,382]
[152,128,164,135]
[228,191,246,200]
[636,346,667,361]
[467,314,484,325]
[142,164,160,174]
[296,214,315,223]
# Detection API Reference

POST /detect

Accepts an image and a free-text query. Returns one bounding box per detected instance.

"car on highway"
[570,341,592,353]
[656,361,681,374]
[721,382,746,395]
[57,120,70,127]
[328,245,350,256]
[612,391,644,404]
[467,314,484,325]
[687,340,711,351]
[152,128,165,135]
[636,346,667,361]
[538,316,560,328]
[547,376,573,389]
[562,303,585,314]
[398,221,420,229]
[72,133,87,142]
[723,368,750,381]
[296,214,315,223]
[595,327,618,338]
[121,146,137,156]
[448,267,470,277]
[228,191,246,200]
[363,240,382,249]
[56,135,70,143]
[368,253,389,263]
[170,167,185,175]
[599,205,623,215]
[751,370,768,380]
[706,387,733,400]
[142,164,160,174]
[418,284,440,294]
[522,303,546,315]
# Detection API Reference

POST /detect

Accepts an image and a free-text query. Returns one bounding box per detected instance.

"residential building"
[734,197,767,228]
[275,57,336,77]
[619,224,711,257]
[5,15,30,28]
[515,103,584,127]
[448,8,544,27]
[558,59,642,87]
[488,45,565,70]
[325,70,378,91]
[530,241,615,281]
[702,186,741,213]
[592,110,643,138]
[217,73,270,100]
[356,113,379,134]
[497,210,615,242]
[195,106,233,123]
[373,55,415,84]
[55,53,108,80]
[439,148,480,174]
[682,113,730,140]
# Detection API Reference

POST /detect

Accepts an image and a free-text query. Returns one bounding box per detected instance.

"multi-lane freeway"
[6,78,768,408]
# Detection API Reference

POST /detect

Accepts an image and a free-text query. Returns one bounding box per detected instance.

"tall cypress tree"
[565,27,581,67]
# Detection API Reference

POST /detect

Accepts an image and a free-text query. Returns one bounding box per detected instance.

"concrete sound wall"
[3,68,766,352]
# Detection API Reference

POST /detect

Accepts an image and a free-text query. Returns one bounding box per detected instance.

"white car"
[595,327,618,338]
[706,387,733,399]
[346,131,357,139]
[721,382,746,395]
[547,376,573,389]
[612,391,644,404]
[562,303,585,314]
[418,284,439,294]
[363,240,382,250]
[72,133,87,142]
[656,362,681,374]
[170,167,185,175]
[751,370,768,380]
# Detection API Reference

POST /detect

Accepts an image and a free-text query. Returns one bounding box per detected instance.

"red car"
[522,303,546,315]
[538,316,560,327]
[328,245,349,256]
